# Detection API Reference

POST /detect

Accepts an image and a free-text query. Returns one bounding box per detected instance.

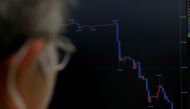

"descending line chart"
[64,19,176,109]
[48,0,189,109]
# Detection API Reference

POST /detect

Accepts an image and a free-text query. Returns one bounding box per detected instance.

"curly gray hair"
[0,0,67,60]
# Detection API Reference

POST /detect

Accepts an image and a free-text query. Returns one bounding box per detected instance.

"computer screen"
[49,0,189,109]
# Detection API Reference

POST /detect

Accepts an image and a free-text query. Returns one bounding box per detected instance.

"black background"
[49,0,189,109]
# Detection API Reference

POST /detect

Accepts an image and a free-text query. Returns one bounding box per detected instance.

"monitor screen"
[49,0,189,109]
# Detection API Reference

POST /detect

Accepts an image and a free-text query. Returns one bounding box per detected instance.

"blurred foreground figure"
[0,0,75,109]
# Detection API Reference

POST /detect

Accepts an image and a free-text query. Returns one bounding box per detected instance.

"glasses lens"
[55,36,76,71]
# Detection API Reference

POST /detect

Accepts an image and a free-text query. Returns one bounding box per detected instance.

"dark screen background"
[49,0,189,109]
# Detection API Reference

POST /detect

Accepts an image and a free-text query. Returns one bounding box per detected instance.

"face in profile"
[0,0,75,109]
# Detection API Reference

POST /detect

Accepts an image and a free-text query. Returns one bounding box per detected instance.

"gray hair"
[0,0,66,60]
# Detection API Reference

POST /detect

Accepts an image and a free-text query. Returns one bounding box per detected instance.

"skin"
[0,37,57,109]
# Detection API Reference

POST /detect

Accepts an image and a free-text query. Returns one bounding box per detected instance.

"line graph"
[64,19,175,109]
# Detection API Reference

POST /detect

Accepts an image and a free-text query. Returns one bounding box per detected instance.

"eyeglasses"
[39,36,76,74]
[6,36,76,109]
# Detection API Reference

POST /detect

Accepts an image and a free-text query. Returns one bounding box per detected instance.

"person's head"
[0,0,75,109]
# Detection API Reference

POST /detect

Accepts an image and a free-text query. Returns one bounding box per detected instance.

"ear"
[4,38,47,77]
[0,37,47,108]
[16,38,47,75]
